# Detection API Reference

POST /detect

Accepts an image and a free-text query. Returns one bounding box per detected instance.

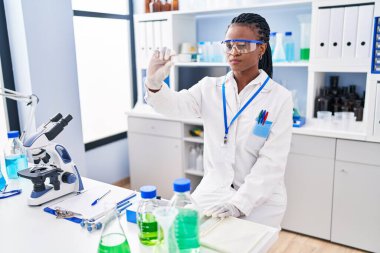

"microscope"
[17,113,84,206]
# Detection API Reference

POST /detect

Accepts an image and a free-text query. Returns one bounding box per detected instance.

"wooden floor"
[268,230,365,253]
[116,181,365,253]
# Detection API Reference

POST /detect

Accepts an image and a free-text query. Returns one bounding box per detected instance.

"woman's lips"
[230,59,241,65]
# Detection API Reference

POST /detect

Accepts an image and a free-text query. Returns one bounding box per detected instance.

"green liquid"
[98,233,130,253]
[174,209,200,252]
[138,220,159,245]
[300,48,310,60]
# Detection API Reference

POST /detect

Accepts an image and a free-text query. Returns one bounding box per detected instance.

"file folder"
[315,8,331,58]
[137,21,147,67]
[146,21,155,54]
[355,4,374,58]
[161,20,170,48]
[153,21,162,49]
[328,7,345,59]
[342,6,359,59]
[375,81,380,137]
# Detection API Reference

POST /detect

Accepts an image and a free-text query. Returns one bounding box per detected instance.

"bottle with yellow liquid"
[98,207,130,253]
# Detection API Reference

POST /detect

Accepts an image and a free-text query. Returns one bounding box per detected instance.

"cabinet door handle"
[340,169,347,173]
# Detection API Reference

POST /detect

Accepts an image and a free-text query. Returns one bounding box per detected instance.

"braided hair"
[229,13,273,78]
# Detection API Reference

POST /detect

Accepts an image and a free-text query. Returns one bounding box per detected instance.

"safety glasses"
[221,39,264,54]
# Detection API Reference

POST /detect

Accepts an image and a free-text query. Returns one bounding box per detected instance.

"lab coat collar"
[217,70,272,91]
[218,70,273,113]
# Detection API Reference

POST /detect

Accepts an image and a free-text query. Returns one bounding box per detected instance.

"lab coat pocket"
[245,121,272,153]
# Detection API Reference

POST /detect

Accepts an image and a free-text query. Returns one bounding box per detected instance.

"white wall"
[85,138,130,184]
[4,0,87,175]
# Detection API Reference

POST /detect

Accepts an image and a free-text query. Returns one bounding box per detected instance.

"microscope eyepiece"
[50,113,63,122]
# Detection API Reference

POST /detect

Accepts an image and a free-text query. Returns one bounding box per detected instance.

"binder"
[138,21,148,66]
[355,4,374,58]
[161,20,170,48]
[342,6,359,59]
[315,8,331,58]
[328,7,345,58]
[375,81,380,137]
[153,21,162,49]
[146,21,155,54]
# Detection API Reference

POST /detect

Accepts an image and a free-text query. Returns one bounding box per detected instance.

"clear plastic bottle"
[269,32,277,56]
[98,207,130,253]
[272,32,286,62]
[170,178,200,253]
[197,42,205,62]
[4,131,28,179]
[137,185,159,246]
[195,148,203,172]
[0,162,6,190]
[188,147,197,170]
[284,31,295,62]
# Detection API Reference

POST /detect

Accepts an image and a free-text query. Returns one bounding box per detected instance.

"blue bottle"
[4,131,28,179]
[0,163,6,190]
[284,31,295,62]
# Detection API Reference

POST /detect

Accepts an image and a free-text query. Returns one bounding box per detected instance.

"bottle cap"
[140,185,157,199]
[285,31,292,36]
[270,32,277,36]
[7,130,19,139]
[173,178,191,193]
[198,41,205,45]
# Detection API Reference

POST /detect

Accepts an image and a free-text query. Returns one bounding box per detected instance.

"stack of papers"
[200,217,271,253]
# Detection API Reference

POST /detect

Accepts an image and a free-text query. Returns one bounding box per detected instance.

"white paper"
[49,186,135,220]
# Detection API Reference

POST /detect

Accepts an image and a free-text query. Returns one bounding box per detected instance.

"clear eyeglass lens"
[223,42,256,54]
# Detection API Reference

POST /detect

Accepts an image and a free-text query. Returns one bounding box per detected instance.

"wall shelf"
[185,169,204,177]
[135,0,312,20]
[174,61,309,68]
[183,136,204,143]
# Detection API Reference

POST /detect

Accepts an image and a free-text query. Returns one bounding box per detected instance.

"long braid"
[229,13,273,78]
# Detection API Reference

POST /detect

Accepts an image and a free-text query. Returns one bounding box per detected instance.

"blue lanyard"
[222,75,270,144]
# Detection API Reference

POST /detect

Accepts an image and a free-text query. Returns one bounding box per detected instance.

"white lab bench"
[0,177,278,253]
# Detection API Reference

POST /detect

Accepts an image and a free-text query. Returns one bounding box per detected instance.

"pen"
[116,192,137,207]
[91,189,111,206]
[262,111,269,125]
[258,110,263,124]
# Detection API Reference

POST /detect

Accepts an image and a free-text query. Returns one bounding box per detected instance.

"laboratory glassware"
[170,178,200,253]
[0,162,6,190]
[269,32,277,56]
[98,207,130,253]
[272,33,286,62]
[298,14,311,61]
[284,31,295,62]
[153,206,179,253]
[137,185,159,246]
[4,131,28,179]
[195,148,203,171]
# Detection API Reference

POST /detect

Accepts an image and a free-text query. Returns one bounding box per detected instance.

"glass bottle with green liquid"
[170,178,200,253]
[137,185,159,246]
[98,207,130,253]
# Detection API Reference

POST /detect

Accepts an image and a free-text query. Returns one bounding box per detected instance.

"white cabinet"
[128,116,183,198]
[332,161,380,252]
[282,135,335,240]
[331,140,380,252]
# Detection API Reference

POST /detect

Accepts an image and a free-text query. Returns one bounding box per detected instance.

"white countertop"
[1,177,278,253]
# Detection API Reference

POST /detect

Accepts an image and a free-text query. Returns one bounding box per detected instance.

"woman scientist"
[145,13,293,228]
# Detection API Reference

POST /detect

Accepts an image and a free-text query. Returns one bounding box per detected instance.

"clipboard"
[43,186,136,223]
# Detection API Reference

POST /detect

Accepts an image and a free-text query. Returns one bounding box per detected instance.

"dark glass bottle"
[314,88,330,117]
[332,97,340,114]
[330,76,339,97]
[353,99,364,121]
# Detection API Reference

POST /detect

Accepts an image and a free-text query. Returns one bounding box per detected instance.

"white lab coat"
[146,70,293,228]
